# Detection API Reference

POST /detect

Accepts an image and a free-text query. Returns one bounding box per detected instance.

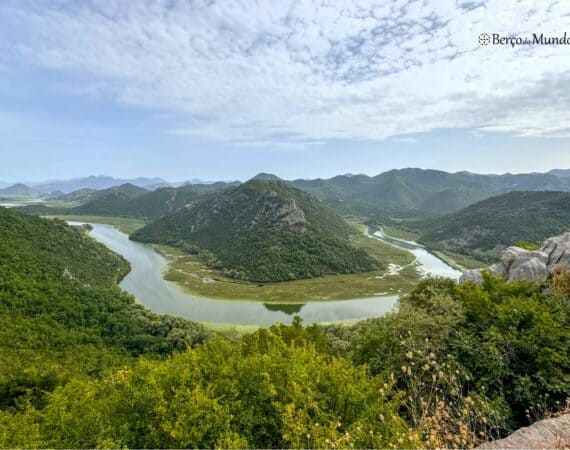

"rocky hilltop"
[460,232,570,284]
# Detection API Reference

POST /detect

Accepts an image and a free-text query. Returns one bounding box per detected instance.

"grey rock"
[489,262,507,278]
[478,413,570,449]
[459,269,484,284]
[459,232,570,284]
[508,258,549,282]
[498,247,549,282]
[500,246,548,269]
[541,231,570,269]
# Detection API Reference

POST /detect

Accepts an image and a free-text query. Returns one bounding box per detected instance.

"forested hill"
[414,191,570,261]
[291,168,570,218]
[70,181,239,219]
[0,207,210,411]
[131,179,378,282]
[0,206,129,286]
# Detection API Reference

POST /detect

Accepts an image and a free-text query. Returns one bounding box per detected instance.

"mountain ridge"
[411,191,570,261]
[131,179,378,282]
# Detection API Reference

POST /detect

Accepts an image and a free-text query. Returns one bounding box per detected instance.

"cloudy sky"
[0,0,569,181]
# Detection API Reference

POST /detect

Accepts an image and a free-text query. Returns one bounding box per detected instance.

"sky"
[0,0,569,182]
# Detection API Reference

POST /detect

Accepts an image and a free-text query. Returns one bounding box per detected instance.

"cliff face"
[460,232,570,284]
[478,413,570,449]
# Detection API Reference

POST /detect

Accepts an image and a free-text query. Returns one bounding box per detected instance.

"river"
[73,222,459,326]
[1,197,460,325]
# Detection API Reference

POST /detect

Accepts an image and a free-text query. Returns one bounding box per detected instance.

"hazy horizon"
[1,1,569,181]
[2,165,570,186]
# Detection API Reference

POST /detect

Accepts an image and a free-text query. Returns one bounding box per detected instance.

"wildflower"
[406,351,413,359]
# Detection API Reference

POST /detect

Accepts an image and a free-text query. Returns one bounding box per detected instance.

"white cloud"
[1,0,569,144]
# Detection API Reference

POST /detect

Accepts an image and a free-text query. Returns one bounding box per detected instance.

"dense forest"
[0,206,568,448]
[395,191,570,261]
[0,207,211,416]
[131,180,378,282]
[1,248,568,447]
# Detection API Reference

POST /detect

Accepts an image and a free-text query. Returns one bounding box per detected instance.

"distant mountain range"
[23,176,170,194]
[290,168,570,218]
[548,169,570,178]
[6,168,570,220]
[70,182,237,219]
[0,183,40,197]
[131,179,377,282]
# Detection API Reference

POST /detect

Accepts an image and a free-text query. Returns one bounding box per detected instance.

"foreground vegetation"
[2,272,568,448]
[0,207,568,448]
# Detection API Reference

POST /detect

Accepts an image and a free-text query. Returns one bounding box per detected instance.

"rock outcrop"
[460,232,570,284]
[542,232,570,269]
[478,413,570,449]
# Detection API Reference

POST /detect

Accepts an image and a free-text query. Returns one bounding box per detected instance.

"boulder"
[459,269,484,284]
[478,413,570,449]
[497,247,549,282]
[459,232,570,285]
[541,232,570,269]
[508,258,549,282]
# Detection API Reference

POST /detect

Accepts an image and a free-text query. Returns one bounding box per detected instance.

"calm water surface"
[75,223,402,325]
[2,200,459,324]
[371,228,461,279]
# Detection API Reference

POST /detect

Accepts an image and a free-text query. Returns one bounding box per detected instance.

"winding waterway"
[74,222,459,326]
[1,197,460,325]
[72,222,400,325]
[370,228,461,279]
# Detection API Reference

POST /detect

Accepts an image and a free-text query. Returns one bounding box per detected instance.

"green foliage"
[1,204,568,448]
[55,182,237,220]
[293,169,570,218]
[412,191,570,261]
[0,207,211,411]
[2,331,412,449]
[516,240,539,250]
[327,276,570,429]
[132,180,378,282]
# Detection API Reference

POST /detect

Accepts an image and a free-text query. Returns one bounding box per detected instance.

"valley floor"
[45,214,423,303]
[158,231,420,303]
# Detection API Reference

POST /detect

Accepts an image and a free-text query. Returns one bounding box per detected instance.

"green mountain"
[69,183,148,213]
[0,183,37,197]
[0,206,209,409]
[54,188,98,202]
[15,183,151,216]
[414,191,570,261]
[251,172,282,181]
[131,179,377,282]
[70,181,238,219]
[291,169,570,218]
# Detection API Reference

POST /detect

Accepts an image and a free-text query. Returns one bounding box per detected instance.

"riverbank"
[158,229,420,303]
[48,214,148,234]
[78,222,402,326]
[374,224,485,271]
